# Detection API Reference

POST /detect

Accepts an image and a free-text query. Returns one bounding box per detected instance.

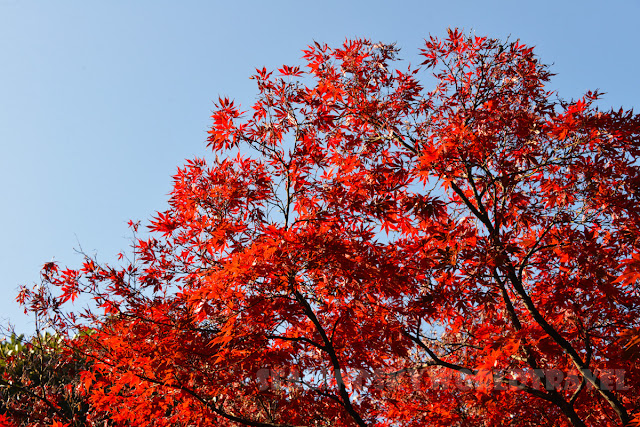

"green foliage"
[0,332,107,427]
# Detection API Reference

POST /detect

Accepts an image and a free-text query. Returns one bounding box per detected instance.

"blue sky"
[1,1,639,333]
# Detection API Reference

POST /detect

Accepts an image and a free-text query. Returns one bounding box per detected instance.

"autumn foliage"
[11,30,640,426]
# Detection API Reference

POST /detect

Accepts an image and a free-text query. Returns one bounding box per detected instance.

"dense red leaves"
[14,30,640,426]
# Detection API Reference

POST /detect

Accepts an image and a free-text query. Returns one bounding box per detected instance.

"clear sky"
[1,1,638,333]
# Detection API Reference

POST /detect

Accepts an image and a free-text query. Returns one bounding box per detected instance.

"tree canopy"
[11,30,640,426]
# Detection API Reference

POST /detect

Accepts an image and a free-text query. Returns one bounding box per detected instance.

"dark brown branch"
[291,282,367,427]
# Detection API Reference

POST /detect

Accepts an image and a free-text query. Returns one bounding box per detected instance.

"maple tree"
[15,30,640,426]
